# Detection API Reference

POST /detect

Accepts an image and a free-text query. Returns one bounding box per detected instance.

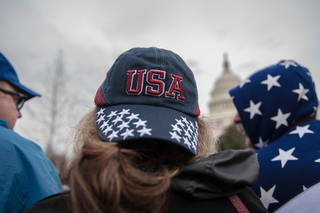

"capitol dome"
[208,54,241,134]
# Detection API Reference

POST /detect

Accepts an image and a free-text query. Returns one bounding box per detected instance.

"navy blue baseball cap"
[94,47,200,155]
[0,52,40,99]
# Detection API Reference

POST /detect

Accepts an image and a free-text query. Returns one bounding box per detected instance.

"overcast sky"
[1,0,319,151]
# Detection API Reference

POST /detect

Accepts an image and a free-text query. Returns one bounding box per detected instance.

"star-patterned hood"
[229,60,318,149]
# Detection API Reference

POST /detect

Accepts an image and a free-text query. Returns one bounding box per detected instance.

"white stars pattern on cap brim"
[169,116,198,153]
[96,108,152,141]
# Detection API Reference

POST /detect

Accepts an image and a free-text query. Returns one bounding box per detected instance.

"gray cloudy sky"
[1,0,319,150]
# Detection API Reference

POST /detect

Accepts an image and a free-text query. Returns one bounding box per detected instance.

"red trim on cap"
[194,104,200,116]
[94,86,108,106]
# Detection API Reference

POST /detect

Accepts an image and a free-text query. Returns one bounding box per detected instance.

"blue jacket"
[229,60,320,212]
[0,119,63,213]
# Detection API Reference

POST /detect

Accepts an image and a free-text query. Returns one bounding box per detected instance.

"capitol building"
[208,54,241,135]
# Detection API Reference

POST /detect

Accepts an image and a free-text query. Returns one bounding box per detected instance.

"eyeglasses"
[0,88,28,110]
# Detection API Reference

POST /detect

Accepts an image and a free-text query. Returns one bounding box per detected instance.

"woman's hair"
[65,107,219,213]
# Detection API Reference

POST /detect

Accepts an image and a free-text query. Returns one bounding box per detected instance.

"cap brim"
[10,81,40,100]
[96,104,198,156]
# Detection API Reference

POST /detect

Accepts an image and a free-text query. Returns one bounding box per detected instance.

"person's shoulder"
[24,192,71,213]
[167,191,234,213]
[0,125,42,150]
[167,188,268,213]
[0,126,47,165]
[256,119,320,155]
[237,187,269,212]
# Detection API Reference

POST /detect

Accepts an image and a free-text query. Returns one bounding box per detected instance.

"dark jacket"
[25,149,268,212]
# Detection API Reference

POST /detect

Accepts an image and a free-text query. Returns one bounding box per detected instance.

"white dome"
[208,54,241,135]
[210,54,240,104]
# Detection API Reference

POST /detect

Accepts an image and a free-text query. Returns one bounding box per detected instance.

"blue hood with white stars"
[229,60,318,149]
[229,60,320,212]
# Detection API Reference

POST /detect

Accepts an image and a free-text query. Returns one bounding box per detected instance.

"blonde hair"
[65,107,219,213]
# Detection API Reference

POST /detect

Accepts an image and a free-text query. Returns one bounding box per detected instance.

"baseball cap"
[94,47,200,155]
[0,52,40,100]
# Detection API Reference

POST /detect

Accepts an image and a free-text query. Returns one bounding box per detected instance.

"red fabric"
[193,105,200,116]
[228,195,250,213]
[94,86,107,106]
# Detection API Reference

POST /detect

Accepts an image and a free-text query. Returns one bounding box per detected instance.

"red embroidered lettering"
[146,70,166,96]
[126,69,146,95]
[165,74,185,101]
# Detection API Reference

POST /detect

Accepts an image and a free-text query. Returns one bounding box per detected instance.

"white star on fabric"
[303,185,307,191]
[191,139,197,152]
[271,148,298,168]
[239,78,251,88]
[119,109,130,117]
[255,137,269,149]
[270,109,291,129]
[261,74,281,91]
[137,126,152,136]
[279,60,298,69]
[120,128,134,140]
[181,117,189,125]
[108,130,119,141]
[171,124,182,134]
[96,115,105,124]
[244,100,262,119]
[99,121,109,130]
[189,121,195,129]
[292,83,309,101]
[133,119,147,128]
[127,113,139,122]
[289,124,314,138]
[102,125,113,135]
[315,152,320,163]
[187,125,192,133]
[184,129,192,139]
[117,121,130,131]
[96,108,105,117]
[183,137,191,149]
[107,110,117,119]
[112,116,123,125]
[175,119,185,128]
[169,117,198,153]
[260,185,279,209]
[311,106,317,117]
[170,131,182,142]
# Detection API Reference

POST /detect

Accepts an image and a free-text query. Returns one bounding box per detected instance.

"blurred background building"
[208,54,241,136]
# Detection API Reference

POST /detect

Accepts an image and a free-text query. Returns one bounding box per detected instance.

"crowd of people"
[0,47,319,213]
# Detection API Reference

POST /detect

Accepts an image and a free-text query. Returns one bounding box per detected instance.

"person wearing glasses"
[0,52,63,212]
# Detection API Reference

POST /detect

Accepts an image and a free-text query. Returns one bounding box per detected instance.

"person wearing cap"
[25,47,268,213]
[229,60,320,212]
[0,53,63,212]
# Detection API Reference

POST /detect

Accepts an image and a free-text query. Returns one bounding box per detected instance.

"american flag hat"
[94,47,200,156]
